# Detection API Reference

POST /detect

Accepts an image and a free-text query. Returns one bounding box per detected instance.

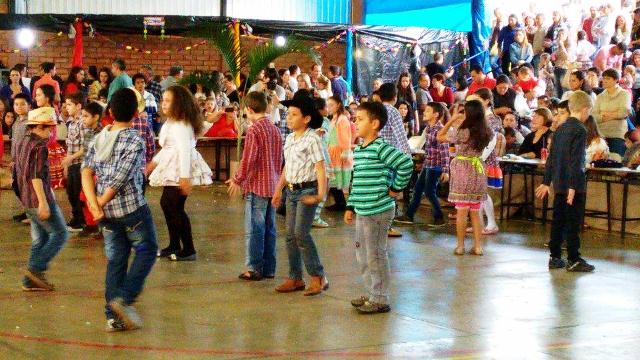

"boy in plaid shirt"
[82,88,158,332]
[17,107,70,291]
[62,92,87,232]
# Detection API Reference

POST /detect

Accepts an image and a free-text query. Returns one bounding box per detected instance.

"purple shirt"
[15,133,55,209]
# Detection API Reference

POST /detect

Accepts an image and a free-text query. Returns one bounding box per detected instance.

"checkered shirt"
[381,104,411,155]
[283,129,324,184]
[65,118,84,165]
[145,81,163,105]
[82,128,146,219]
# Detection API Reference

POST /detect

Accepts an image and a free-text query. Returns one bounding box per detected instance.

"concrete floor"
[1,186,640,359]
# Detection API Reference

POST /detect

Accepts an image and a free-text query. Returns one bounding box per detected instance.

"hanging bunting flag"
[143,17,166,40]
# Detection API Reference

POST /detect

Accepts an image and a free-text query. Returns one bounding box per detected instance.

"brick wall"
[0,29,346,80]
[0,0,8,14]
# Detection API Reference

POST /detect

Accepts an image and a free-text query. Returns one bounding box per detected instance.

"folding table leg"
[606,182,612,232]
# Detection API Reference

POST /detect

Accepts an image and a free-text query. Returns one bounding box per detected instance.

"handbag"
[591,159,623,168]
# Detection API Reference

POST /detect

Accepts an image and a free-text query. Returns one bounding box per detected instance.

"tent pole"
[345,28,353,97]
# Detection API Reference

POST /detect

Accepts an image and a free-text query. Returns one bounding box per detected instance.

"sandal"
[469,248,484,256]
[238,271,263,281]
[453,247,465,256]
[465,227,473,234]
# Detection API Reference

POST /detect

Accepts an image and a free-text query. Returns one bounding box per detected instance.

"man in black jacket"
[536,90,595,272]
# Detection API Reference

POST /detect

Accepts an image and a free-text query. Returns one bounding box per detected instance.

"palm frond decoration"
[188,23,243,80]
[245,38,320,86]
[179,70,224,94]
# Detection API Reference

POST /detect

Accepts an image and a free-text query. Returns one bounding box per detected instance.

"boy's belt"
[287,181,318,191]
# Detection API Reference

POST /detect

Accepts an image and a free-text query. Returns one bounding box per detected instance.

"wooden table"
[499,156,640,237]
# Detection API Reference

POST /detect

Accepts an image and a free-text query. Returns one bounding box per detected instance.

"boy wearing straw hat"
[15,107,70,291]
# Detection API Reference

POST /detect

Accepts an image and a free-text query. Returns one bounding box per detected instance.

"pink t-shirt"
[594,45,623,72]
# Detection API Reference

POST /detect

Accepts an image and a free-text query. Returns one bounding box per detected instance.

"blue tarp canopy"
[363,0,472,33]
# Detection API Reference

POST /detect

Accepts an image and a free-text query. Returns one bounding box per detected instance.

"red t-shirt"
[429,87,454,107]
[64,83,79,97]
[468,77,497,95]
[204,113,237,138]
[514,77,539,93]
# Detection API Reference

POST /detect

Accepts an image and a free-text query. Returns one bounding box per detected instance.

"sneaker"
[312,219,330,228]
[350,296,369,308]
[548,257,567,270]
[105,318,127,332]
[108,298,142,330]
[394,215,414,225]
[67,224,84,233]
[387,228,402,237]
[427,218,447,228]
[566,258,595,272]
[79,225,99,237]
[356,301,391,314]
[170,251,197,261]
[23,269,55,291]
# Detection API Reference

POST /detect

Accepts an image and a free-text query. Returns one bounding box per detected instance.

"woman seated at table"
[429,73,454,108]
[203,102,238,138]
[584,115,611,164]
[623,129,640,169]
[518,107,553,159]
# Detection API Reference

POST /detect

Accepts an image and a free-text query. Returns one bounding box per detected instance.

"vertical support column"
[345,28,353,95]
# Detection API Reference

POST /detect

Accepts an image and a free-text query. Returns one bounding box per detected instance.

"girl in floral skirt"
[34,84,66,189]
[437,100,493,256]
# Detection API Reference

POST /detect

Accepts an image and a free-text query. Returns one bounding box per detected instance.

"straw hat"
[26,107,57,126]
[128,86,146,113]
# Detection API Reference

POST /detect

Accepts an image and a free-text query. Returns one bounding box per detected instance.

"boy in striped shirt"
[344,102,413,314]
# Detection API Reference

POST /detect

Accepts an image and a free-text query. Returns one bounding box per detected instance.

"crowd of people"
[5,3,640,333]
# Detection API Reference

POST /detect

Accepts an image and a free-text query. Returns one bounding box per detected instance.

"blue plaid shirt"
[82,127,146,219]
[381,104,411,155]
[145,80,163,105]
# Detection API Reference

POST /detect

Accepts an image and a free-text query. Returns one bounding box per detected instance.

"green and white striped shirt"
[347,137,413,216]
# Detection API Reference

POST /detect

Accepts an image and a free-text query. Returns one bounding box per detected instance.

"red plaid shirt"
[131,116,156,166]
[423,122,449,172]
[233,117,283,198]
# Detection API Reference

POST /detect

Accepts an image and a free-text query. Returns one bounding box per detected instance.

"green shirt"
[347,137,413,216]
[107,73,133,102]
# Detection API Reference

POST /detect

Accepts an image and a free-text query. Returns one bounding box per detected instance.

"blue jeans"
[244,192,277,277]
[25,203,69,273]
[101,205,158,319]
[285,187,325,280]
[406,167,443,221]
[606,137,626,158]
[355,206,395,304]
[531,54,541,77]
[554,68,567,98]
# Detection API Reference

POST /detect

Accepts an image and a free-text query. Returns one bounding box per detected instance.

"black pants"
[500,51,511,76]
[66,164,85,225]
[549,192,585,262]
[160,186,194,254]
